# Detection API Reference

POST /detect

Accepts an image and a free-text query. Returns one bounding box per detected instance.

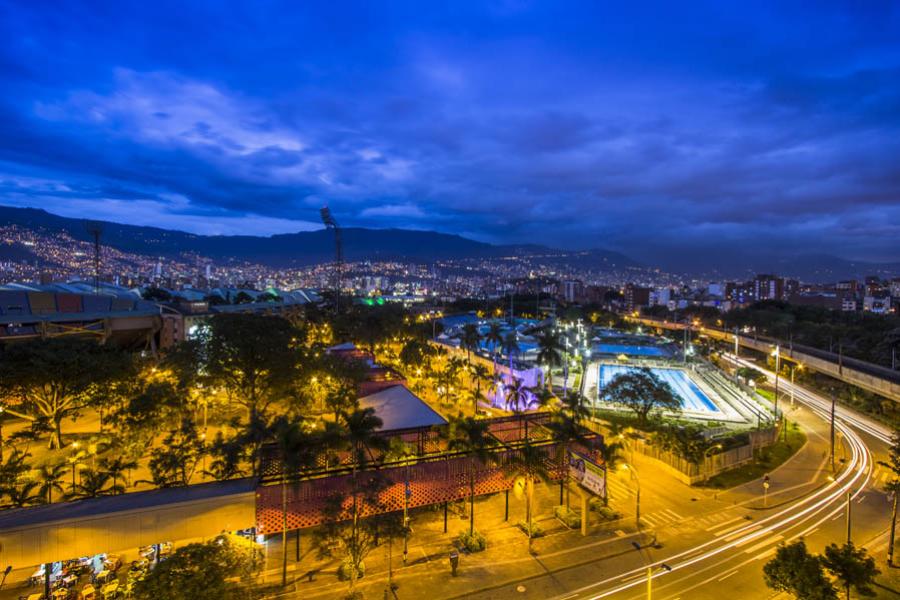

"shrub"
[337,559,364,581]
[516,521,544,538]
[457,530,487,553]
[589,499,622,521]
[554,505,581,528]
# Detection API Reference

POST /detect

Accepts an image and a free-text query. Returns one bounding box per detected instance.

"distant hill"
[0,205,639,270]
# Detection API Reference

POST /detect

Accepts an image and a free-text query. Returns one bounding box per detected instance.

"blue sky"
[0,1,898,269]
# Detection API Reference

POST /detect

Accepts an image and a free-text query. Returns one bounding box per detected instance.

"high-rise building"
[754,274,784,301]
[624,283,651,311]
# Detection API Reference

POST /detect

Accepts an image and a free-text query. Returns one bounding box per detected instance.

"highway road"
[467,356,896,600]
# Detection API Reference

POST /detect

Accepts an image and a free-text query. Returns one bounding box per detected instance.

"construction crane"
[319,206,343,312]
[84,220,104,294]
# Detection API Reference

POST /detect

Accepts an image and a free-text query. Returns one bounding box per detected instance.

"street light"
[789,363,803,409]
[620,463,641,527]
[631,541,671,600]
[770,345,781,424]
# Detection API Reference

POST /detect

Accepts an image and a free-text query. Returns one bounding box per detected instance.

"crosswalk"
[871,466,895,489]
[639,508,685,527]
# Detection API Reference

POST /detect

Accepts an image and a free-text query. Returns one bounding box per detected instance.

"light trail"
[549,354,881,600]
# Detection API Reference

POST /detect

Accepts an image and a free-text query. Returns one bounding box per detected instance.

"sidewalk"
[259,478,651,600]
[258,441,725,600]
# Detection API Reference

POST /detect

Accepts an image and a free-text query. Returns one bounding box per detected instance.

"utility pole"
[772,345,780,423]
[830,389,836,473]
[888,486,897,566]
[846,491,852,543]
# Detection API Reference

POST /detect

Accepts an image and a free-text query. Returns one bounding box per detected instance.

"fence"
[256,435,600,533]
[627,426,778,485]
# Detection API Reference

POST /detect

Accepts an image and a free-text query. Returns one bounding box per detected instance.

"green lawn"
[701,426,806,490]
[756,388,775,402]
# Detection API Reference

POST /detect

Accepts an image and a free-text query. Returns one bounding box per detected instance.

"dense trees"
[0,338,134,448]
[764,540,837,600]
[201,314,304,420]
[764,539,880,600]
[723,301,900,369]
[132,536,261,600]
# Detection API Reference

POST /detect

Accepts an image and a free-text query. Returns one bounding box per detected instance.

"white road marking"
[706,515,744,532]
[714,520,752,537]
[743,535,783,554]
[725,524,761,542]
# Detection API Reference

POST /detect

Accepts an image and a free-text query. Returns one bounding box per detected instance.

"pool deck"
[586,360,751,425]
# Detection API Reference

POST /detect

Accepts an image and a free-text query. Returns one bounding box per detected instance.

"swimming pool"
[598,364,720,412]
[593,344,669,357]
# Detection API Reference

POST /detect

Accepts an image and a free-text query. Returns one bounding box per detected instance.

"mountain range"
[0,205,638,271]
[0,205,896,282]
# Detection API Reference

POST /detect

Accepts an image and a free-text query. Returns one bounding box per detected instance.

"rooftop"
[359,384,448,432]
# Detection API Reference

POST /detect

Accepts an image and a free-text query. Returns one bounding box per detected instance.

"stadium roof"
[359,385,447,432]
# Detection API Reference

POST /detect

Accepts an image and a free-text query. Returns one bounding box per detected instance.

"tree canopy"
[132,536,261,600]
[601,368,681,425]
[0,337,134,448]
[201,313,303,419]
[763,540,837,600]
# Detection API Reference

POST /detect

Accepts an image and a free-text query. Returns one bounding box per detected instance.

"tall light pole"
[771,345,781,427]
[703,444,723,483]
[631,541,671,600]
[830,389,837,473]
[621,463,641,527]
[789,363,801,409]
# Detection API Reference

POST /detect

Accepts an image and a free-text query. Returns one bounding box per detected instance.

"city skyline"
[1,2,898,271]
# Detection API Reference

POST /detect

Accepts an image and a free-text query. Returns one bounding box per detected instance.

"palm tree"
[342,407,388,468]
[444,415,496,536]
[70,468,120,499]
[7,480,41,507]
[471,363,491,396]
[501,331,520,373]
[546,412,586,509]
[270,416,318,587]
[466,387,485,417]
[485,322,504,361]
[597,439,624,506]
[37,462,67,504]
[340,408,388,594]
[559,392,589,424]
[505,441,551,553]
[98,455,139,493]
[505,377,534,415]
[535,328,563,390]
[460,323,481,363]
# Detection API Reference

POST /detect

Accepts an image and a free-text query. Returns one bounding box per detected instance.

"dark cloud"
[0,0,897,269]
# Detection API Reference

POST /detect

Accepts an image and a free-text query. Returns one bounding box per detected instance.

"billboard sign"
[569,451,606,498]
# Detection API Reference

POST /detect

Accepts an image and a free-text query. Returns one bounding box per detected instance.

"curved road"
[470,356,895,600]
